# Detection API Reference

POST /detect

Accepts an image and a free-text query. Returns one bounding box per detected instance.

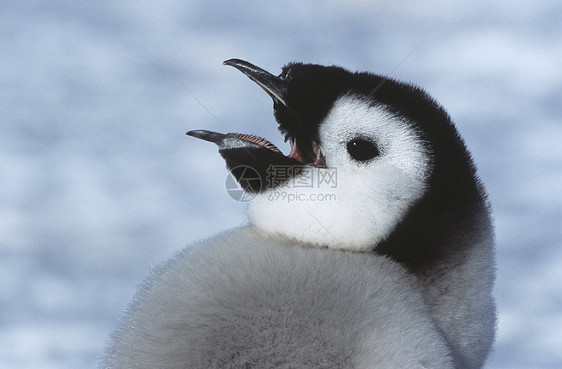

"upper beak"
[223,58,287,107]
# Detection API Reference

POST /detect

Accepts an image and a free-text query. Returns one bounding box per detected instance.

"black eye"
[346,138,379,162]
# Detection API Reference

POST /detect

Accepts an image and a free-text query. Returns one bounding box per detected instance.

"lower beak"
[187,130,303,194]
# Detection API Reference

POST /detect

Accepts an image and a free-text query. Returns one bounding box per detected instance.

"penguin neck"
[375,162,492,275]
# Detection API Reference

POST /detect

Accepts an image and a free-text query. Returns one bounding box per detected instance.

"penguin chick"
[103,59,496,369]
[194,59,496,368]
[189,59,496,368]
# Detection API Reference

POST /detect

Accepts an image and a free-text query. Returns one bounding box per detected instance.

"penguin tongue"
[284,138,326,166]
[229,133,283,154]
[288,140,326,167]
[230,132,307,163]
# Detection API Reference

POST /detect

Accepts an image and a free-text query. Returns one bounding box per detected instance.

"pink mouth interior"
[288,142,305,163]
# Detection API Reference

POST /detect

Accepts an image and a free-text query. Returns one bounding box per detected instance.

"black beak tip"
[186,130,226,144]
[222,58,239,67]
[222,58,287,108]
[222,58,252,69]
[186,129,202,137]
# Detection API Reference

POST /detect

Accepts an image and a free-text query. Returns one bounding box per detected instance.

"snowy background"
[1,1,561,368]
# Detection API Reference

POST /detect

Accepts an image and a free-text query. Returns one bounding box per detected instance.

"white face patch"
[248,95,432,251]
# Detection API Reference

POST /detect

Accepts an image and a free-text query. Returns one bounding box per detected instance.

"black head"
[188,59,491,273]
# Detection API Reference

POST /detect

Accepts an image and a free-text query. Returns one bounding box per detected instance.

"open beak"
[186,59,326,194]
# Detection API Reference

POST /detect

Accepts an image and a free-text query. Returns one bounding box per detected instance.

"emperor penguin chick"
[103,59,496,369]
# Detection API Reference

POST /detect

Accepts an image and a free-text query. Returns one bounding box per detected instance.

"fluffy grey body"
[104,227,455,368]
[102,59,496,368]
